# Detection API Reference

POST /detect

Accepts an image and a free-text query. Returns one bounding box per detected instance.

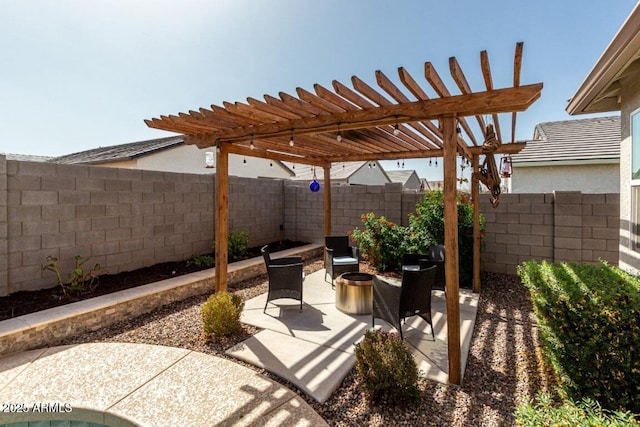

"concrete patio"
[226,268,479,403]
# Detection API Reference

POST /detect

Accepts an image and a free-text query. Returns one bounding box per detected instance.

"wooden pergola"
[146,42,542,385]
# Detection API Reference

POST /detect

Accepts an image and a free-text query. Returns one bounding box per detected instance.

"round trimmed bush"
[355,329,419,405]
[201,291,244,337]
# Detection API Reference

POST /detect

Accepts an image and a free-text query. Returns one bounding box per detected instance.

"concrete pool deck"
[0,342,328,426]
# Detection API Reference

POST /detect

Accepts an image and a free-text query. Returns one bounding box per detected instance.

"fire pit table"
[335,272,373,314]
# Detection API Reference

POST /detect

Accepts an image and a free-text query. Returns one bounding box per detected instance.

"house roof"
[50,136,184,165]
[2,153,53,162]
[567,3,640,114]
[287,161,385,181]
[49,136,294,175]
[386,169,418,185]
[512,116,620,164]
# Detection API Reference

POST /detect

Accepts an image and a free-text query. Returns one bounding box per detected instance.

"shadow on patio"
[226,268,479,403]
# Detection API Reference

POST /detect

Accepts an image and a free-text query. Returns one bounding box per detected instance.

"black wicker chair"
[324,236,359,287]
[402,244,445,293]
[402,253,430,271]
[425,244,445,292]
[262,245,304,313]
[372,265,437,340]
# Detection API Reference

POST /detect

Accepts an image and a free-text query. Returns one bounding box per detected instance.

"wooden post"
[324,165,332,237]
[214,143,229,293]
[443,117,461,385]
[472,154,481,293]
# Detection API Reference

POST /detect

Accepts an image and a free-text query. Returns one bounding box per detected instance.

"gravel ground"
[57,258,556,426]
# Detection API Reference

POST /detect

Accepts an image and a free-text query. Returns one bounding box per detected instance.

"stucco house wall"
[103,144,292,179]
[618,72,640,272]
[511,163,620,193]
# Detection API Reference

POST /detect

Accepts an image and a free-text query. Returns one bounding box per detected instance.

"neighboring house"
[50,136,294,179]
[510,116,621,193]
[386,169,422,190]
[286,161,390,185]
[566,2,640,273]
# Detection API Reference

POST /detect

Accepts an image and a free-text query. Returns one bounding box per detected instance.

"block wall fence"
[0,155,621,296]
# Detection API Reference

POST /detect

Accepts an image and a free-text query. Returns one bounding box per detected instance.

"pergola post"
[214,143,229,293]
[472,153,481,293]
[443,117,461,385]
[323,166,332,237]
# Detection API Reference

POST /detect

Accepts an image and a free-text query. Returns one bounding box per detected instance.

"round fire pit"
[335,272,373,314]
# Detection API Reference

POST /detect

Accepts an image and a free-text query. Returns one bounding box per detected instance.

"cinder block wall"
[5,160,215,294]
[2,161,291,296]
[283,182,402,243]
[0,157,621,296]
[480,191,620,275]
[228,176,284,247]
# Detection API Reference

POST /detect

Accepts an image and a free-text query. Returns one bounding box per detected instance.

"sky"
[1,0,637,181]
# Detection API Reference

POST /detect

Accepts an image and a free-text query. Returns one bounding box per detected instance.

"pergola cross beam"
[174,84,541,147]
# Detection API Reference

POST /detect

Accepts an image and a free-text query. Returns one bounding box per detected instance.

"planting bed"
[0,240,307,321]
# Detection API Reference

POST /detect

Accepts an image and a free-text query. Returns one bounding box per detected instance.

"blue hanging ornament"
[309,167,320,192]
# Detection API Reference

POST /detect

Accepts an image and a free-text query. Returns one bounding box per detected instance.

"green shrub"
[517,260,640,413]
[516,392,639,426]
[408,190,483,286]
[193,230,251,267]
[187,254,214,268]
[42,255,106,296]
[201,292,245,337]
[349,213,411,271]
[349,191,484,284]
[354,329,419,406]
[228,230,250,261]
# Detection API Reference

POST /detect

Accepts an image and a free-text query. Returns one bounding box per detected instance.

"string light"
[336,124,342,142]
[243,157,247,166]
[393,116,400,136]
[269,161,273,168]
[289,129,294,147]
[250,133,255,150]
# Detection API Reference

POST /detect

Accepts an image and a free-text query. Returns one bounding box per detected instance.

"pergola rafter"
[146,43,543,386]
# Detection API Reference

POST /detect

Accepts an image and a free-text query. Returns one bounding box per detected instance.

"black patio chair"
[372,265,437,340]
[402,253,430,271]
[262,245,304,313]
[324,235,360,287]
[402,245,445,293]
[425,244,445,292]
